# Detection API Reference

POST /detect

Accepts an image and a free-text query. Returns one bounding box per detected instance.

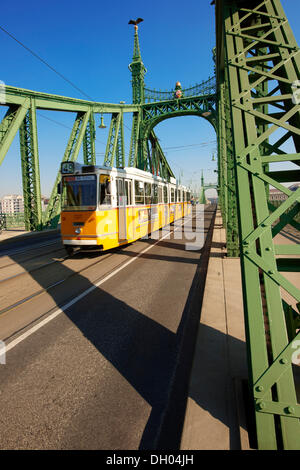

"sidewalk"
[180,211,250,450]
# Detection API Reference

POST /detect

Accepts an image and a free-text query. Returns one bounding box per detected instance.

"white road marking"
[4,216,192,353]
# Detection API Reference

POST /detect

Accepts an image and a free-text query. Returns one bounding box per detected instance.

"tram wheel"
[65,245,75,256]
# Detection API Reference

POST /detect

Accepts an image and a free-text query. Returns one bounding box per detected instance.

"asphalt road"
[0,206,216,450]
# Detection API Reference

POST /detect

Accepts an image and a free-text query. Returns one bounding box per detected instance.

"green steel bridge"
[0,0,300,450]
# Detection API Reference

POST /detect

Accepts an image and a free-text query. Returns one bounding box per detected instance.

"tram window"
[116,178,125,206]
[175,189,178,202]
[152,184,158,204]
[187,192,191,202]
[145,182,152,205]
[62,175,97,211]
[170,188,175,203]
[158,186,163,203]
[163,186,168,203]
[178,190,181,202]
[183,191,186,202]
[135,180,144,205]
[125,180,132,205]
[99,174,112,205]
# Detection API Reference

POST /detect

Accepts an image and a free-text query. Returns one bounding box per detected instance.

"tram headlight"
[75,228,81,234]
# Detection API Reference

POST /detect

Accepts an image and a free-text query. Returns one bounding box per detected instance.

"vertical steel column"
[217,82,227,224]
[219,0,300,449]
[83,111,96,165]
[224,65,239,256]
[19,99,42,231]
[104,113,122,167]
[115,111,125,168]
[128,111,140,167]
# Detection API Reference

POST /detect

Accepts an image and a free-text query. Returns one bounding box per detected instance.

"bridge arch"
[137,96,217,176]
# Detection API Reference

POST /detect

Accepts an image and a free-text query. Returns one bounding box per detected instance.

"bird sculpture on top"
[128,18,144,31]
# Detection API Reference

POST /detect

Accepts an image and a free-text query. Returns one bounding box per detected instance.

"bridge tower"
[128,20,147,105]
[199,171,207,204]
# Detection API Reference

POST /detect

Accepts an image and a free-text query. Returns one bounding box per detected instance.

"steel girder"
[19,100,42,231]
[0,86,139,230]
[103,112,125,168]
[216,0,300,449]
[83,112,96,166]
[135,94,217,179]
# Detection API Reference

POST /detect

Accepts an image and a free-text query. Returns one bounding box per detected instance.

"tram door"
[117,178,127,241]
[125,179,133,241]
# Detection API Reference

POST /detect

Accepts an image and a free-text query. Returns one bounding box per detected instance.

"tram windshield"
[62,175,97,210]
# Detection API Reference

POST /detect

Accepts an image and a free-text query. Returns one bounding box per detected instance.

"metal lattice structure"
[216,0,300,449]
[127,23,217,178]
[0,23,217,229]
[1,1,299,448]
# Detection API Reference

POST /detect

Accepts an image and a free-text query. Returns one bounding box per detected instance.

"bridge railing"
[144,76,216,102]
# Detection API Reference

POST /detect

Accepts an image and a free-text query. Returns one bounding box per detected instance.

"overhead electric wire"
[0,25,95,101]
[37,112,106,146]
[162,140,216,151]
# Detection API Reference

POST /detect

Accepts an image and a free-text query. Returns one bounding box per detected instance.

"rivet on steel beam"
[280,358,288,364]
[257,401,266,410]
[268,270,274,275]
[256,386,264,392]
[286,407,295,415]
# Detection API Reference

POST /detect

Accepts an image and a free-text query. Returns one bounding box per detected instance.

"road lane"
[0,206,216,449]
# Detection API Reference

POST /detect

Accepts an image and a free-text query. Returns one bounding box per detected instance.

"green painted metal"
[0,0,299,450]
[198,170,217,204]
[127,22,217,179]
[128,110,140,167]
[128,24,146,105]
[144,76,216,102]
[104,112,125,168]
[0,102,30,165]
[19,99,42,231]
[83,112,96,165]
[216,0,300,449]
[43,110,91,227]
[0,24,217,229]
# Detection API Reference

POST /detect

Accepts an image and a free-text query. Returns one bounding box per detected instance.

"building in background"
[0,195,50,214]
[0,195,24,214]
[269,183,300,202]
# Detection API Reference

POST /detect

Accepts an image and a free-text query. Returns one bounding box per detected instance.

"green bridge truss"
[216,0,300,449]
[0,0,299,449]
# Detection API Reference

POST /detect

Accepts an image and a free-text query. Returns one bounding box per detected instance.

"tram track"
[0,254,69,283]
[0,245,66,270]
[0,213,199,345]
[0,249,117,316]
[2,214,199,349]
[0,236,61,257]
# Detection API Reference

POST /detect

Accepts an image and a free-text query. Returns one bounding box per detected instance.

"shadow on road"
[0,207,244,450]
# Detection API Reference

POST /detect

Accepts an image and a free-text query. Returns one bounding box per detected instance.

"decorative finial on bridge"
[128,18,144,31]
[174,81,183,99]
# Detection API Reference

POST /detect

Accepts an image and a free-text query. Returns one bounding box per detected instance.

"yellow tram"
[60,162,192,254]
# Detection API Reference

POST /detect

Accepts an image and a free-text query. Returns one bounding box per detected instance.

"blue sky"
[0,0,299,198]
